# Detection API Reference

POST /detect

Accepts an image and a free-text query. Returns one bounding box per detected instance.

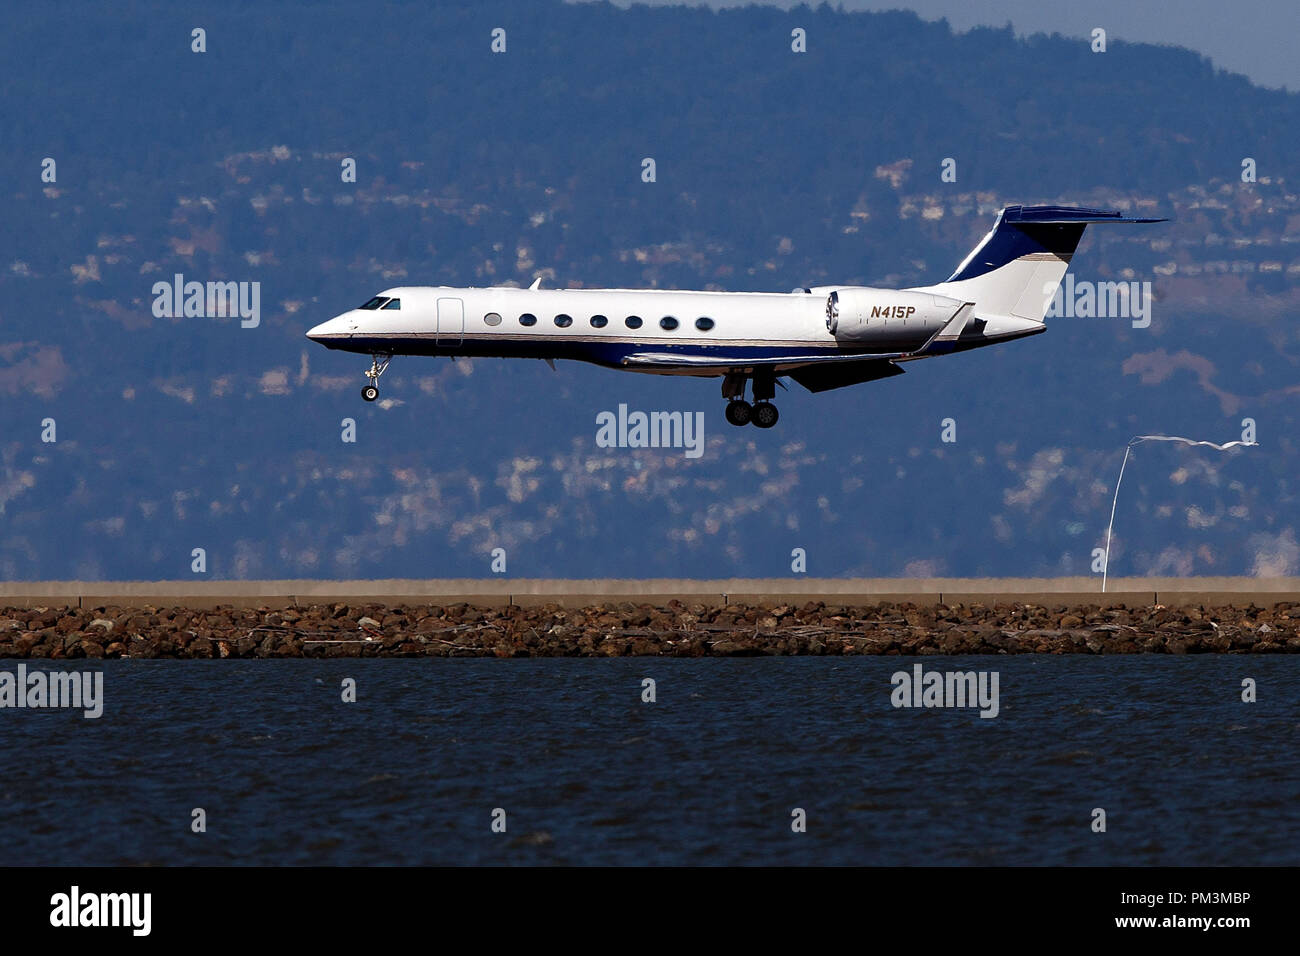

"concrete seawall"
[3,586,1297,658]
[1,577,1297,609]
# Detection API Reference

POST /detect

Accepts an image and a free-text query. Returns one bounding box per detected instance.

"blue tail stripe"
[947,204,1168,282]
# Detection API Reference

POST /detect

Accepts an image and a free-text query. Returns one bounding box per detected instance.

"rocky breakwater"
[0,600,1298,658]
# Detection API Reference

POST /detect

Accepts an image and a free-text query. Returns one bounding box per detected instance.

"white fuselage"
[306,284,1037,376]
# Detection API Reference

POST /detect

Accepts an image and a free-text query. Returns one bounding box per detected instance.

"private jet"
[307,204,1163,427]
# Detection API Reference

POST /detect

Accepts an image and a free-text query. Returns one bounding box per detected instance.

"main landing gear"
[361,354,391,401]
[722,370,780,428]
[726,399,779,428]
[725,399,753,426]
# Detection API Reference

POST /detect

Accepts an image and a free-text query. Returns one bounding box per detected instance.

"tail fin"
[919,205,1166,323]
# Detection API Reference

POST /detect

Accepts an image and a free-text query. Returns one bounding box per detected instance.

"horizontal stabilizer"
[999,205,1167,225]
[946,204,1167,284]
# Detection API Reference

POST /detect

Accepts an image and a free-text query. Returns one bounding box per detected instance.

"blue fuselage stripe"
[320,335,920,366]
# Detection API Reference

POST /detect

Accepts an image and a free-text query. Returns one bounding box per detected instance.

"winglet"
[529,276,542,290]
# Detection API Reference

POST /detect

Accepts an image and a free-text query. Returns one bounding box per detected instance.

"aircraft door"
[436,297,464,347]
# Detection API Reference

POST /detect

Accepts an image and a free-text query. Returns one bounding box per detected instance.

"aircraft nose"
[306,315,350,342]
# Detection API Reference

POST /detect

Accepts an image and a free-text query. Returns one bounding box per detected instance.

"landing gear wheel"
[725,399,753,427]
[752,402,779,428]
[361,353,391,402]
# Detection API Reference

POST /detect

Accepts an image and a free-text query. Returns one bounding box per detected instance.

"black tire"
[724,400,753,426]
[752,402,779,428]
[361,385,379,402]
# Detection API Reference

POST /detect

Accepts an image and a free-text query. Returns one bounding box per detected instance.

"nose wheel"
[361,354,391,401]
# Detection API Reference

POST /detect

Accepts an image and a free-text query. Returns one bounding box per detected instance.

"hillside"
[0,0,1296,580]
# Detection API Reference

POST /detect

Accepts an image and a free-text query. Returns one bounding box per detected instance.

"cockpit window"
[359,296,388,310]
[381,298,401,310]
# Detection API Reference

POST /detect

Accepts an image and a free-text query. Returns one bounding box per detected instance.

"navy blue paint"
[324,335,917,369]
[947,204,1168,282]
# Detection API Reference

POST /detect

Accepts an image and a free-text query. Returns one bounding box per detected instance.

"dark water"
[1,658,1296,865]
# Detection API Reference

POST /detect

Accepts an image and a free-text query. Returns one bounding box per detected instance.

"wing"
[787,360,905,393]
[619,349,906,372]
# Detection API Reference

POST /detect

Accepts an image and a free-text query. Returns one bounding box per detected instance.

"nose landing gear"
[361,354,391,401]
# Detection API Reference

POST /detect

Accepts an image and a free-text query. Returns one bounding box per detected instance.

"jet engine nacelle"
[826,287,964,340]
